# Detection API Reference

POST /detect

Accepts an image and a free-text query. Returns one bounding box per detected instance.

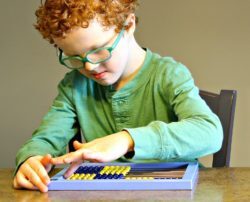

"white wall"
[0,1,67,168]
[0,0,249,167]
[135,0,250,166]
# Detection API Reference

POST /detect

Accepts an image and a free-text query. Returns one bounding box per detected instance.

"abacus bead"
[94,174,102,179]
[107,174,113,179]
[100,174,107,179]
[75,166,83,173]
[118,174,124,179]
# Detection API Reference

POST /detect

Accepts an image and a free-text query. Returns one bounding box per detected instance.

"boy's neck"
[114,37,146,90]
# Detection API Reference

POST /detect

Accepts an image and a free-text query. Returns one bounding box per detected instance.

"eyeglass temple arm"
[111,28,125,51]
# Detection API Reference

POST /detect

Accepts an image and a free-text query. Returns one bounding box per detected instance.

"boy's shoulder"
[149,49,191,78]
[148,50,195,99]
[61,70,88,84]
[58,70,90,91]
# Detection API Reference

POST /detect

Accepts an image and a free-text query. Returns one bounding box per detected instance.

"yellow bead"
[110,166,118,174]
[71,173,80,180]
[142,177,154,180]
[116,166,125,174]
[100,167,107,174]
[84,173,91,180]
[89,174,96,180]
[105,169,112,175]
[122,170,130,176]
[79,174,85,180]
[67,174,74,180]
[100,166,110,174]
[124,166,131,172]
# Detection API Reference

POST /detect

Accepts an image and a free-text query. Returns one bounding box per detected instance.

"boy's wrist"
[121,130,134,152]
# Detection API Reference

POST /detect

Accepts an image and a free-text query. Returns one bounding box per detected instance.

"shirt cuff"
[123,122,163,160]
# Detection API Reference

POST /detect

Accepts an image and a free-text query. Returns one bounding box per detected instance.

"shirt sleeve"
[14,72,78,175]
[124,62,223,161]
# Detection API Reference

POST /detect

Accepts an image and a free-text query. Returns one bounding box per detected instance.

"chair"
[199,90,237,167]
[69,90,237,168]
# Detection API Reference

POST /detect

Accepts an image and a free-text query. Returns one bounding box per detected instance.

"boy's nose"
[84,62,99,72]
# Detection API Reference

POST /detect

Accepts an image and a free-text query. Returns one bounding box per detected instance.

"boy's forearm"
[120,130,134,152]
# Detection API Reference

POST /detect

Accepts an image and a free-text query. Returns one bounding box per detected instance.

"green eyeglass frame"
[59,27,125,69]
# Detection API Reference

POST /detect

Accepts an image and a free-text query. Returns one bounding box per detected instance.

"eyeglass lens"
[64,48,112,68]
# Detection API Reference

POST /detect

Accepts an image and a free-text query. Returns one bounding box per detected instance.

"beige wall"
[0,0,249,168]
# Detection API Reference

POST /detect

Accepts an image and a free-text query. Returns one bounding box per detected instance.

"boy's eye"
[62,52,70,56]
[63,52,79,57]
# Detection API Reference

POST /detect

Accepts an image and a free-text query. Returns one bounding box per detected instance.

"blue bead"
[81,166,88,173]
[85,166,91,173]
[100,174,107,179]
[97,166,103,172]
[75,166,83,174]
[101,174,108,179]
[107,174,113,179]
[94,174,102,179]
[118,174,124,179]
[93,166,101,174]
[79,167,87,174]
[89,166,95,173]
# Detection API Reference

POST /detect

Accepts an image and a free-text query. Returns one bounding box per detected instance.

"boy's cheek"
[78,69,84,75]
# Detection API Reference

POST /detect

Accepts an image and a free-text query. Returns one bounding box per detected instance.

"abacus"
[48,162,198,190]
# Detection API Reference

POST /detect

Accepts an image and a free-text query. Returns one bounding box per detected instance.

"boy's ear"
[125,13,136,35]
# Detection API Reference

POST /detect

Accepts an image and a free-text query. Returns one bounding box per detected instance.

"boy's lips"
[92,71,107,79]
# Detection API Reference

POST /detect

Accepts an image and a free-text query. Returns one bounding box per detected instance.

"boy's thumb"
[73,140,82,150]
[41,154,52,166]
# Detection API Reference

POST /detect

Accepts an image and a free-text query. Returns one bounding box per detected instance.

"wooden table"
[1,168,250,201]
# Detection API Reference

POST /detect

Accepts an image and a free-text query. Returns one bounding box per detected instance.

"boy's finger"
[63,153,82,164]
[30,162,50,185]
[23,165,48,192]
[63,161,82,179]
[14,172,37,190]
[82,150,102,162]
[51,151,82,164]
[62,149,94,164]
[50,153,71,165]
[13,176,20,189]
[41,154,52,166]
[41,154,53,172]
[73,140,83,150]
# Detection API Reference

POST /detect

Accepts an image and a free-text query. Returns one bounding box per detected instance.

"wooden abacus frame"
[48,162,199,190]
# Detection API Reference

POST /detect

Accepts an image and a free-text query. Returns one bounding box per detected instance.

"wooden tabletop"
[1,167,250,201]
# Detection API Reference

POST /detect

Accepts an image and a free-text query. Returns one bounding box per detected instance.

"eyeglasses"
[58,28,125,70]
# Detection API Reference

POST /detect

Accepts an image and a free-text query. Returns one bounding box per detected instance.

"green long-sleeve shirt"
[15,48,223,173]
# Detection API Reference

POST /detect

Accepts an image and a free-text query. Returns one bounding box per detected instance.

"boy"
[13,0,223,193]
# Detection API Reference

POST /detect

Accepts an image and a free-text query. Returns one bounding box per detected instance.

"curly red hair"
[35,0,139,44]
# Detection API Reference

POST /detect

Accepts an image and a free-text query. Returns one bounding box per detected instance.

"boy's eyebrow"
[86,42,106,52]
[64,32,116,57]
[73,42,109,57]
[88,33,115,50]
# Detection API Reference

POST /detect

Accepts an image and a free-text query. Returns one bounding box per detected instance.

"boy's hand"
[51,131,134,178]
[13,154,52,193]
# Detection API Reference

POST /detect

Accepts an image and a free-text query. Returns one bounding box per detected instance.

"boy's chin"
[95,79,116,87]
